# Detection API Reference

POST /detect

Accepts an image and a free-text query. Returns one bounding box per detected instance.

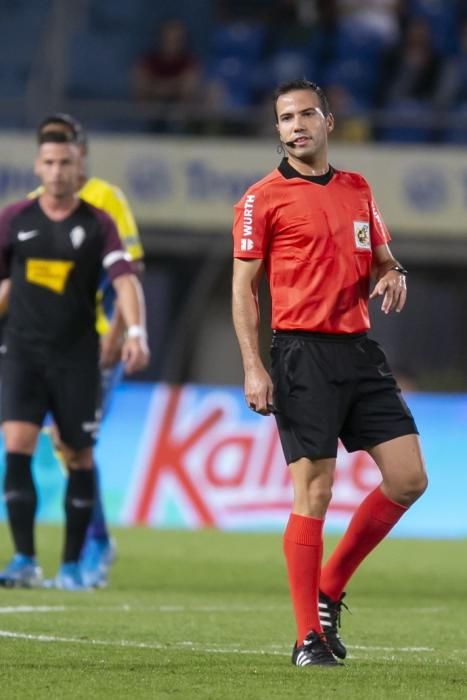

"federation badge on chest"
[353,221,371,250]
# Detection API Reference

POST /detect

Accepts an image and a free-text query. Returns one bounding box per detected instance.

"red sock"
[283,513,324,644]
[320,486,407,601]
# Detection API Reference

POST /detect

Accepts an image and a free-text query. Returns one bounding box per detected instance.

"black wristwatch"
[390,265,408,276]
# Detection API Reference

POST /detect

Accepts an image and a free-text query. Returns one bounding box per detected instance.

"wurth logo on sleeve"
[239,194,256,252]
[242,194,255,236]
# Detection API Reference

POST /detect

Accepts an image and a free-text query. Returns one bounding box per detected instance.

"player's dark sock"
[3,452,37,557]
[283,513,324,644]
[63,469,95,563]
[85,464,109,541]
[320,486,407,600]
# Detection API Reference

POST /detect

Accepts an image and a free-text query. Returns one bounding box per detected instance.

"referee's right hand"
[244,365,274,416]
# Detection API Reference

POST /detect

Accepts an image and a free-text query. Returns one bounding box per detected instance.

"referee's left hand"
[121,337,150,374]
[370,270,407,314]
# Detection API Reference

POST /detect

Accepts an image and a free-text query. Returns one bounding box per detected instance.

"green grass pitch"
[0,525,466,699]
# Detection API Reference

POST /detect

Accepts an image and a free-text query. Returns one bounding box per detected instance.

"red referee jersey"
[232,159,390,333]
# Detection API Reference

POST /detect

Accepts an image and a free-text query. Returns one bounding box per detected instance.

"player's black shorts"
[270,330,418,463]
[1,342,101,450]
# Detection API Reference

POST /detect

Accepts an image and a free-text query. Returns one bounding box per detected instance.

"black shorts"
[1,347,101,451]
[270,331,418,463]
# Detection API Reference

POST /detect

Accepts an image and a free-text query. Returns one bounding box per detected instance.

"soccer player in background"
[0,131,149,589]
[0,113,145,588]
[232,80,427,667]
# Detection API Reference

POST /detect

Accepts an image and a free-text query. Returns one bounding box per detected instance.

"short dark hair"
[273,79,330,119]
[37,112,87,147]
[38,130,75,145]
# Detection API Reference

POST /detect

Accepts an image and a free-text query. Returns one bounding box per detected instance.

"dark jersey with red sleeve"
[232,159,390,334]
[0,198,132,355]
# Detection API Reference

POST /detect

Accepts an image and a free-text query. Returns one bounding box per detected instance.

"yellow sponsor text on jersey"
[26,259,75,294]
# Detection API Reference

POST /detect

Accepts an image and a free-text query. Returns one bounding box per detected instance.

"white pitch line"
[350,644,434,652]
[1,629,464,661]
[0,630,287,656]
[0,604,446,615]
[352,607,446,615]
[0,606,66,614]
[0,604,290,615]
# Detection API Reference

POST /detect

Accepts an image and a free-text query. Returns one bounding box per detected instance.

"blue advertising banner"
[0,384,465,538]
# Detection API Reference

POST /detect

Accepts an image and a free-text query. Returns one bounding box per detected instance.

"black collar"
[278,158,334,185]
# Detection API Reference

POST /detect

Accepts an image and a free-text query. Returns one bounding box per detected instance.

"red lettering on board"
[134,388,222,525]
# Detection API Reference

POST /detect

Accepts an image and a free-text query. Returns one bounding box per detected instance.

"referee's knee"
[293,484,333,518]
[405,472,428,504]
[386,472,428,507]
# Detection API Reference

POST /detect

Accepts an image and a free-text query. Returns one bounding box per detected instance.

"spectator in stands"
[405,0,461,57]
[435,18,467,142]
[132,19,200,130]
[383,17,443,104]
[326,82,371,141]
[375,16,444,141]
[265,0,319,54]
[336,0,402,48]
[437,19,467,108]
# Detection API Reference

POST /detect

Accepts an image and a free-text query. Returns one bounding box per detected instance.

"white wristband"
[127,325,146,339]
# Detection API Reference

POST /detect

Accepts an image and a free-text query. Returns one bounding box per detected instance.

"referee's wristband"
[127,324,147,339]
[389,265,408,276]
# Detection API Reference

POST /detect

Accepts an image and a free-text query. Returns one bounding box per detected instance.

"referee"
[232,79,427,667]
[0,128,149,590]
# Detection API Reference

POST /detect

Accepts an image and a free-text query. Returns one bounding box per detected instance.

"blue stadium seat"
[0,2,51,101]
[324,58,380,108]
[266,49,315,87]
[204,20,267,111]
[65,29,137,100]
[205,56,257,110]
[377,99,434,143]
[88,0,152,29]
[210,21,266,63]
[319,25,386,107]
[440,104,467,144]
[334,23,387,62]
